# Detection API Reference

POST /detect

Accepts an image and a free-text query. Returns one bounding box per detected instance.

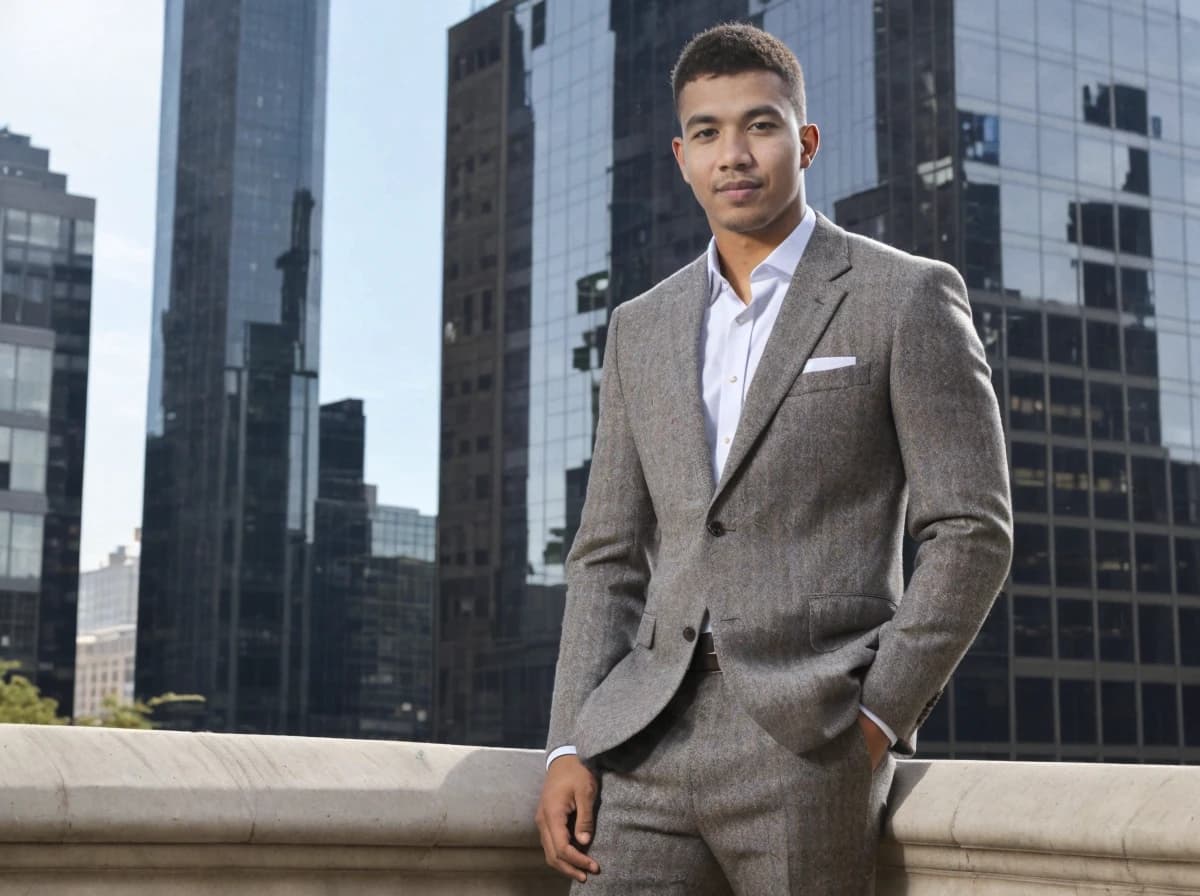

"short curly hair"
[671,23,806,124]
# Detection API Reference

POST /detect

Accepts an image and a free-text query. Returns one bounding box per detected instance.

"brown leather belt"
[689,631,721,672]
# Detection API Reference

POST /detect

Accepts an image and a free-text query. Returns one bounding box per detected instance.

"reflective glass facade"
[439,0,1200,761]
[936,0,1200,762]
[137,0,328,733]
[0,129,93,715]
[310,400,435,740]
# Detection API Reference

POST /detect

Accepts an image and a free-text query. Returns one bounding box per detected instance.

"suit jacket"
[546,211,1013,761]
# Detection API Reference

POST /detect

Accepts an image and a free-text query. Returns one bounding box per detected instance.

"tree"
[75,692,206,729]
[0,660,205,728]
[0,660,67,724]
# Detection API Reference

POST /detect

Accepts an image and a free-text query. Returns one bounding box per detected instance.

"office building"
[310,399,435,740]
[0,128,94,715]
[77,537,139,634]
[136,0,329,733]
[438,0,1200,760]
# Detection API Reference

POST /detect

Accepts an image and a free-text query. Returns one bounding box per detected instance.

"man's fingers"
[573,780,597,846]
[539,805,599,880]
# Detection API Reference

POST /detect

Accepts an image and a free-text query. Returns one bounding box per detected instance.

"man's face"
[671,70,818,239]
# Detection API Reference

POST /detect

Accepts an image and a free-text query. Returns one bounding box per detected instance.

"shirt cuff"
[546,744,578,769]
[859,705,898,747]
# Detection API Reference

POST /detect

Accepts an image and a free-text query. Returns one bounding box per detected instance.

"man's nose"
[718,133,753,169]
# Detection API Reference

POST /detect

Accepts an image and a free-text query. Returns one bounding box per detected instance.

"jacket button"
[683,626,696,642]
[707,520,726,537]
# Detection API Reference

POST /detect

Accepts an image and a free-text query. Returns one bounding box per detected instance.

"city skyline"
[0,0,473,571]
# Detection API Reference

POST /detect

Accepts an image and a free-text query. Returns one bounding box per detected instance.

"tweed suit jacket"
[546,211,1013,762]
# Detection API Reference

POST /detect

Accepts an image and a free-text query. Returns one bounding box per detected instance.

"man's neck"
[713,203,806,304]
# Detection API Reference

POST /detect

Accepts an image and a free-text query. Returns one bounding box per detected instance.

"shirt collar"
[705,205,817,303]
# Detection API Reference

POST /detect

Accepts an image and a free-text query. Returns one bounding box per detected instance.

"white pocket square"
[802,356,856,373]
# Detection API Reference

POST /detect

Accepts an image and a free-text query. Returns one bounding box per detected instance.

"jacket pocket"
[807,593,895,653]
[636,612,656,649]
[785,360,872,397]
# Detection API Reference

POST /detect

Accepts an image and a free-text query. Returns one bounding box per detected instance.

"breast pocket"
[786,360,872,397]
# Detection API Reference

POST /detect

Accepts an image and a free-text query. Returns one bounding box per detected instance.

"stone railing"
[0,725,1196,894]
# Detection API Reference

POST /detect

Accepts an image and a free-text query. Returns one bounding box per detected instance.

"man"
[535,23,1012,895]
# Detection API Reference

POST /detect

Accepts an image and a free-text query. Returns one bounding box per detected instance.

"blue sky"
[0,0,473,569]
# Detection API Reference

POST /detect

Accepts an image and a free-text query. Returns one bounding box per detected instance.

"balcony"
[0,725,1196,894]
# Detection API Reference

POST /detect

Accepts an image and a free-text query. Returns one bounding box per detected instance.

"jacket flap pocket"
[636,612,656,649]
[808,593,895,653]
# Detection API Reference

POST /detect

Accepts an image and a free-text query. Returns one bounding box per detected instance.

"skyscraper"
[310,399,435,741]
[439,0,1200,761]
[0,129,94,716]
[137,0,328,734]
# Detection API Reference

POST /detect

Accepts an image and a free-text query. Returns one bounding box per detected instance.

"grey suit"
[546,212,1012,892]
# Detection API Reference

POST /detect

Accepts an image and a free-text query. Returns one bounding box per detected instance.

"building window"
[0,344,52,416]
[1101,681,1138,745]
[1135,533,1171,593]
[1138,604,1175,665]
[1059,680,1097,744]
[1086,321,1120,372]
[1011,442,1047,513]
[0,511,43,580]
[1055,526,1092,588]
[1098,601,1135,662]
[531,0,546,48]
[1058,598,1094,659]
[1015,677,1054,743]
[1014,595,1052,656]
[0,427,47,493]
[1008,371,1045,431]
[1141,683,1178,746]
[1088,383,1124,442]
[1095,529,1132,590]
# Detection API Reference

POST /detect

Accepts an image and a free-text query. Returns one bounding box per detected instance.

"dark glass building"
[136,0,328,733]
[310,399,435,741]
[0,129,93,715]
[438,0,1200,762]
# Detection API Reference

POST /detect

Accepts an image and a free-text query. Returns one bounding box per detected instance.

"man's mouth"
[716,181,761,201]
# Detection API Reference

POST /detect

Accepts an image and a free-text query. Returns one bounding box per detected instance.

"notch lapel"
[660,255,717,507]
[707,213,853,514]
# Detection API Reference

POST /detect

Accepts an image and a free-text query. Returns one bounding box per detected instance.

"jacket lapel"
[661,255,717,507]
[707,213,853,513]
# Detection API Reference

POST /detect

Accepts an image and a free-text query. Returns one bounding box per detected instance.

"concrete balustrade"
[0,724,1196,894]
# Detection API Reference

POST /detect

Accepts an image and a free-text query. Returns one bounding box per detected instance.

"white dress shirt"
[548,208,895,769]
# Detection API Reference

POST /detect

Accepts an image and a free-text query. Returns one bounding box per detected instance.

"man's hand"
[535,754,601,883]
[857,712,890,770]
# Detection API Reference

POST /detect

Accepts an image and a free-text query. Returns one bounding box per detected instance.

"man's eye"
[694,128,717,139]
[750,121,777,131]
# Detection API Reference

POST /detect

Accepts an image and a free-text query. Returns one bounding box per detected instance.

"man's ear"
[671,135,691,185]
[799,122,820,169]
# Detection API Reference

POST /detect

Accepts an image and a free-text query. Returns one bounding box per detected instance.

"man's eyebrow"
[683,105,785,131]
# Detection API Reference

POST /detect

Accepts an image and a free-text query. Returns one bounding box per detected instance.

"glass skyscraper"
[439,0,1200,761]
[310,399,435,741]
[136,0,328,734]
[0,129,94,716]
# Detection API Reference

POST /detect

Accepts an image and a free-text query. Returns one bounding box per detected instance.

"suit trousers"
[571,670,896,895]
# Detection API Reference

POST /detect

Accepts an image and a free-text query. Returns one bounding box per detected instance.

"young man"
[535,23,1012,894]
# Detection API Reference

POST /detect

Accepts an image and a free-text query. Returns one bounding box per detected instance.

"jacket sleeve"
[545,303,657,757]
[859,262,1013,755]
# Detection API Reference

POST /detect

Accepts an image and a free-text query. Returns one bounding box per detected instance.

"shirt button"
[683,626,696,642]
[729,375,738,383]
[723,437,731,445]
[707,521,727,537]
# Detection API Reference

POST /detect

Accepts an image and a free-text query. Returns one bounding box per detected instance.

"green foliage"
[0,660,67,725]
[76,691,206,729]
[0,660,205,728]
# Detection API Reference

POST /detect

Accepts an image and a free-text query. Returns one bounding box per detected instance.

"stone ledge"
[0,725,1196,894]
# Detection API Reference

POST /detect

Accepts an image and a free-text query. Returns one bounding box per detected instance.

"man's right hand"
[534,754,601,883]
